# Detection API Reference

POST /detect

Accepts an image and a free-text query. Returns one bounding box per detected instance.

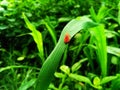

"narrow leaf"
[69,73,93,86]
[89,6,97,22]
[107,46,120,57]
[35,16,97,90]
[118,1,120,24]
[18,79,36,90]
[43,19,57,45]
[100,76,117,85]
[22,12,44,62]
[90,25,107,76]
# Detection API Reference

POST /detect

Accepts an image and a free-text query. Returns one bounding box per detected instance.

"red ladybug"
[64,33,71,44]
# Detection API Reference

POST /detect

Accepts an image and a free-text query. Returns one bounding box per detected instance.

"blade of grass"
[90,5,109,23]
[35,16,98,90]
[22,12,44,63]
[61,45,68,65]
[69,73,93,86]
[76,30,90,57]
[96,4,107,22]
[0,65,39,73]
[107,46,120,57]
[42,17,57,45]
[18,78,36,90]
[100,76,117,85]
[90,24,107,77]
[118,1,120,24]
[18,69,36,90]
[89,6,97,22]
[83,46,95,72]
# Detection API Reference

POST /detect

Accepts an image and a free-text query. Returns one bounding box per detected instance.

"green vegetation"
[0,0,120,90]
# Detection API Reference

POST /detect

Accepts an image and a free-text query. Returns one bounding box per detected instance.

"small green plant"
[52,63,118,90]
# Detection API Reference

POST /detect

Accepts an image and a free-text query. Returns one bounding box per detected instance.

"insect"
[64,33,71,44]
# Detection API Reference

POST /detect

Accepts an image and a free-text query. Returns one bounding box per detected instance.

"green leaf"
[90,24,107,77]
[35,16,97,90]
[89,6,97,22]
[118,1,120,24]
[93,77,101,86]
[111,56,119,65]
[90,5,109,23]
[0,0,9,6]
[107,46,120,57]
[71,58,88,72]
[69,73,93,86]
[0,7,5,12]
[54,72,65,78]
[0,66,39,73]
[18,79,36,90]
[97,5,107,22]
[60,65,70,75]
[100,76,117,85]
[111,77,120,90]
[43,17,57,45]
[58,17,72,22]
[22,12,44,62]
[0,25,8,30]
[17,56,25,61]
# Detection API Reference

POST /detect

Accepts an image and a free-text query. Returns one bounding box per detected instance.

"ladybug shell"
[64,33,70,44]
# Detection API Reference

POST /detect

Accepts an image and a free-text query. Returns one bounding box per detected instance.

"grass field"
[0,0,120,90]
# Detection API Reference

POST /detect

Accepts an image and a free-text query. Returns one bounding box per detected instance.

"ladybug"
[64,33,71,44]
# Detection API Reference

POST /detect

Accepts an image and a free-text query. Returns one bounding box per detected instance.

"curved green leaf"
[35,16,97,90]
[100,76,117,85]
[90,25,107,77]
[43,19,57,45]
[69,73,93,86]
[22,12,44,62]
[18,78,36,90]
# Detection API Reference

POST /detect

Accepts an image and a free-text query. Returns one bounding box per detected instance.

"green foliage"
[90,25,107,76]
[111,75,120,90]
[22,12,44,63]
[42,17,57,45]
[0,0,120,90]
[18,70,36,90]
[35,16,97,90]
[89,5,109,23]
